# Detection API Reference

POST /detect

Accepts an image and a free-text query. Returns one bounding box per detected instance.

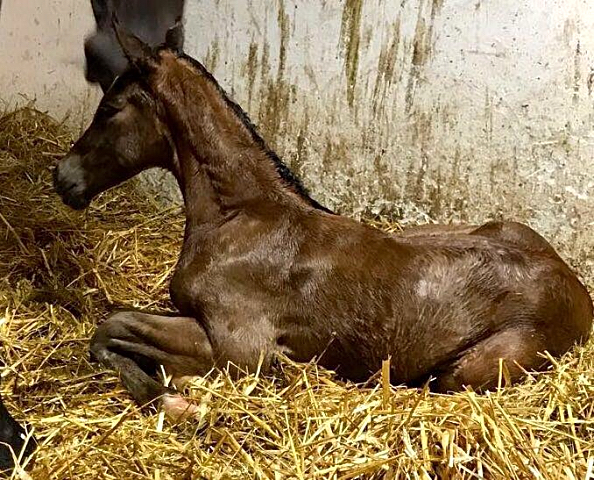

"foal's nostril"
[52,164,72,197]
[52,158,91,210]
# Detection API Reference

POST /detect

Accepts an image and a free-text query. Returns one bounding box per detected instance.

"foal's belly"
[274,310,479,385]
[274,252,532,384]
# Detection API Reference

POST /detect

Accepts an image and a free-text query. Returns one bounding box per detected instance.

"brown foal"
[54,23,592,418]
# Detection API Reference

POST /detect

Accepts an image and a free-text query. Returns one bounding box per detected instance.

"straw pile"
[0,106,592,479]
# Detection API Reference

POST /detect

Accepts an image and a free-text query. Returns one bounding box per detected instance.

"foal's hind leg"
[433,327,547,393]
[90,311,214,419]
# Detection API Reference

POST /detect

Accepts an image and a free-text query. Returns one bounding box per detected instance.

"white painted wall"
[1,0,593,264]
[0,1,100,130]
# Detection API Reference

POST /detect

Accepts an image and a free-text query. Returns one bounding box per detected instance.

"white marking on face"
[58,155,87,192]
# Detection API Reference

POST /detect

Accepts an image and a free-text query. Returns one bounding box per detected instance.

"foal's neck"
[155,52,313,225]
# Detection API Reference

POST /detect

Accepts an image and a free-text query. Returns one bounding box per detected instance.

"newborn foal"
[54,24,593,419]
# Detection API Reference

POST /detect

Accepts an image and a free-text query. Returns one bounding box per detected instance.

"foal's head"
[54,73,172,209]
[55,21,331,213]
[53,22,184,210]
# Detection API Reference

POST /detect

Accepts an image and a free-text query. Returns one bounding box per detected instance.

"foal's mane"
[170,52,334,214]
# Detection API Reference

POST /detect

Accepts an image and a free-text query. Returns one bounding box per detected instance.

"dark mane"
[177,53,334,214]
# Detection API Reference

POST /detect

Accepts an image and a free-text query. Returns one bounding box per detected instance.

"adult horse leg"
[90,312,214,420]
[0,395,36,473]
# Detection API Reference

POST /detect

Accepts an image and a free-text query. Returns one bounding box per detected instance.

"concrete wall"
[1,0,593,263]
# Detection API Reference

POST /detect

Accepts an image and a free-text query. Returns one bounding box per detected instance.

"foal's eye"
[129,92,150,108]
[104,106,119,116]
[99,103,123,117]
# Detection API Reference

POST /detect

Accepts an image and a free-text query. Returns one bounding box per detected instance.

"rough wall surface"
[1,0,593,265]
[184,0,594,266]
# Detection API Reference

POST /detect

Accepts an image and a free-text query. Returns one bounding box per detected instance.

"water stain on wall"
[405,0,444,113]
[484,87,493,144]
[204,37,220,73]
[288,111,309,178]
[372,16,401,118]
[405,5,427,113]
[573,40,581,108]
[433,0,445,12]
[276,0,289,76]
[257,0,293,146]
[244,40,259,108]
[340,0,364,108]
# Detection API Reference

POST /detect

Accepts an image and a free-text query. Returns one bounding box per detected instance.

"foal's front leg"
[90,311,214,419]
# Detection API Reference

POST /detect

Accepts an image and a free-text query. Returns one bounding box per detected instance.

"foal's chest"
[169,217,301,317]
[169,248,263,318]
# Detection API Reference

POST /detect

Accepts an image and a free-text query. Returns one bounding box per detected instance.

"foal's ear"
[165,17,185,54]
[112,14,155,71]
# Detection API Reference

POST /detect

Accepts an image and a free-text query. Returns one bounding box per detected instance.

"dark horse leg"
[90,312,214,419]
[0,394,36,473]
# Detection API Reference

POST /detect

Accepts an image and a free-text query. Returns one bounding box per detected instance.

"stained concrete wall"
[1,0,593,264]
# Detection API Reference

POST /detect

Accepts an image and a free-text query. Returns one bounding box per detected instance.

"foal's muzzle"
[53,155,91,210]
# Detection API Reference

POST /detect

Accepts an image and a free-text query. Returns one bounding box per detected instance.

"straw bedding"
[0,107,592,479]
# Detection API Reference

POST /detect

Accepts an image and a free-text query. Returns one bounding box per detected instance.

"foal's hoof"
[170,375,200,391]
[162,394,200,422]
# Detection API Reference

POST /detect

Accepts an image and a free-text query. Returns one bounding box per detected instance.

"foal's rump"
[400,220,559,257]
[309,222,592,390]
[429,257,592,393]
[417,221,592,350]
